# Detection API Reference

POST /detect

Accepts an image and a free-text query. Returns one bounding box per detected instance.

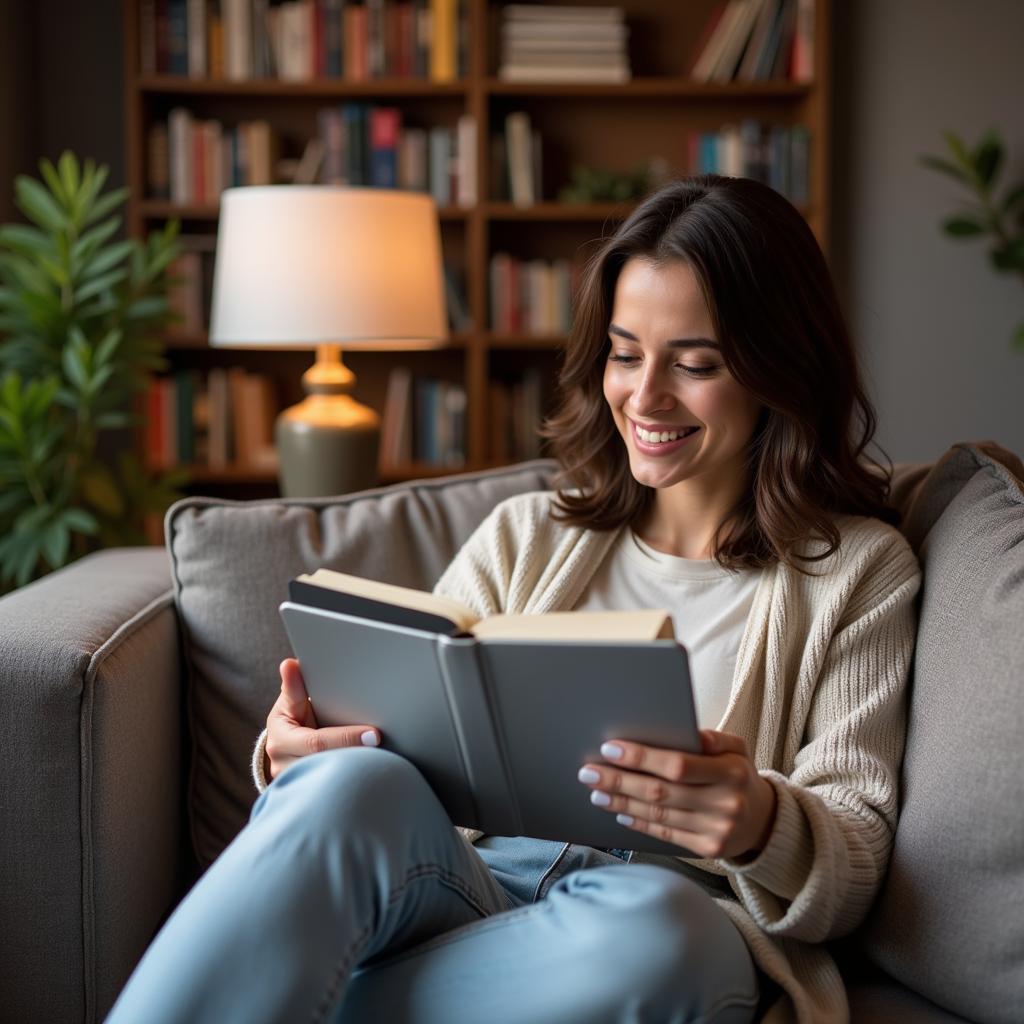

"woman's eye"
[607,354,719,377]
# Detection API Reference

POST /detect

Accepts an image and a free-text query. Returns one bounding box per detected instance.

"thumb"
[279,659,311,719]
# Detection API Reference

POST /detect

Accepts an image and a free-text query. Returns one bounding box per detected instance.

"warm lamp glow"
[208,186,448,350]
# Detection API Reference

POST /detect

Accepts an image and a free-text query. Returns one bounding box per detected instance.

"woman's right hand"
[264,658,381,783]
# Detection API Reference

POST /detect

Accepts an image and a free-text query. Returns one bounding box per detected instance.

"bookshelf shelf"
[138,74,469,97]
[484,202,633,221]
[487,333,567,350]
[138,201,471,221]
[483,78,813,99]
[125,0,832,500]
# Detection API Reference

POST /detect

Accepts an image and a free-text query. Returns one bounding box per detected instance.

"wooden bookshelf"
[122,0,832,499]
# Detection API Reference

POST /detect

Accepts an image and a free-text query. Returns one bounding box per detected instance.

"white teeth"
[636,425,696,443]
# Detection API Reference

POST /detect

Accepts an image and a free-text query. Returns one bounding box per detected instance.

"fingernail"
[590,790,611,807]
[577,766,600,784]
[360,730,379,747]
[616,814,634,826]
[600,742,624,760]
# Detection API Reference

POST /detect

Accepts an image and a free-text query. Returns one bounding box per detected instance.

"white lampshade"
[208,186,448,350]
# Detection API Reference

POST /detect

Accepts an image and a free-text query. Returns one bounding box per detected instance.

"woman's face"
[602,257,763,494]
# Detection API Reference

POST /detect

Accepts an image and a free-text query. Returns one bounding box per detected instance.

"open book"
[280,568,700,855]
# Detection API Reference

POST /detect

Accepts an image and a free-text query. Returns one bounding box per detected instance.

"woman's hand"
[577,729,777,860]
[264,658,382,782]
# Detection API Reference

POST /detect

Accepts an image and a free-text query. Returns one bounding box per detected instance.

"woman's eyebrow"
[608,323,720,351]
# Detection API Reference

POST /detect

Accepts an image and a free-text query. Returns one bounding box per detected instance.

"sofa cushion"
[166,459,559,869]
[858,442,1024,1024]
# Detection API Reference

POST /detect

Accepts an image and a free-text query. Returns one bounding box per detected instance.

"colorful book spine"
[369,107,401,188]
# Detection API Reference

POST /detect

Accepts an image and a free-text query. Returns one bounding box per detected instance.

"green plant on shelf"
[920,129,1024,350]
[558,160,665,204]
[0,151,187,591]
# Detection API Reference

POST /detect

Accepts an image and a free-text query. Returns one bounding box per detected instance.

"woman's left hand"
[577,729,778,860]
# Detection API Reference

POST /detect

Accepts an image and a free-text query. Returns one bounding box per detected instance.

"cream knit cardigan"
[254,490,921,1024]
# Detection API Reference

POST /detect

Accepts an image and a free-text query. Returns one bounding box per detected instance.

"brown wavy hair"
[538,174,897,573]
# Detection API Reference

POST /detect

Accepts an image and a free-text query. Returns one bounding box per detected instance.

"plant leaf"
[61,507,99,534]
[0,224,55,259]
[990,238,1024,272]
[1002,185,1024,216]
[74,267,128,304]
[40,518,70,569]
[38,159,68,208]
[919,155,972,186]
[972,131,1003,189]
[57,152,81,213]
[942,216,986,237]
[81,186,129,228]
[15,176,66,232]
[78,238,134,282]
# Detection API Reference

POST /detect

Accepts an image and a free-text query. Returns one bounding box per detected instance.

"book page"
[469,609,676,642]
[300,568,480,632]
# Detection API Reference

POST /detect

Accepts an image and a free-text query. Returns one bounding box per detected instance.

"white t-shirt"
[573,526,762,730]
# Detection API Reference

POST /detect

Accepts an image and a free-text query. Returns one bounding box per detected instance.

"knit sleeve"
[718,528,921,944]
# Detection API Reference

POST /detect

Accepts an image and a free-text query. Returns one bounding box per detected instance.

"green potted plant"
[921,129,1024,349]
[0,151,186,591]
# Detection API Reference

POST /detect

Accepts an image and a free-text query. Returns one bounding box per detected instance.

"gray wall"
[832,0,1024,462]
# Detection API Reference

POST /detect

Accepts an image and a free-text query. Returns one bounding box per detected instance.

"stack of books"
[689,0,814,84]
[498,4,630,84]
[140,0,466,82]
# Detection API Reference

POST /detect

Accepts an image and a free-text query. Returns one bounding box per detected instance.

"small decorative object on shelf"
[558,160,665,204]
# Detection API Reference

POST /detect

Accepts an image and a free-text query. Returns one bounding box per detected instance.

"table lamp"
[208,186,448,497]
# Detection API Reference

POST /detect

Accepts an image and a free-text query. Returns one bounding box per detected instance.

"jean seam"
[311,861,498,1024]
[532,841,572,902]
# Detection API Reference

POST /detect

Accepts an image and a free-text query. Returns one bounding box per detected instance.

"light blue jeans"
[106,747,763,1024]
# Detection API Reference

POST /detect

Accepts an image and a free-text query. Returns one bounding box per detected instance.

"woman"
[107,176,920,1024]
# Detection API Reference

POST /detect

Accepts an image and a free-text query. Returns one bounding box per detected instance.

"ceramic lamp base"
[275,346,381,497]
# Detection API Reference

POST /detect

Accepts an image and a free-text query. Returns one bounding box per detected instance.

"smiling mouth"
[630,419,701,443]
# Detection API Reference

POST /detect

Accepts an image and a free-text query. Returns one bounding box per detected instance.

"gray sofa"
[1,441,1022,1023]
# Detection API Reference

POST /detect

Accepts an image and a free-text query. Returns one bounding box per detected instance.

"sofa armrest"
[0,547,183,1024]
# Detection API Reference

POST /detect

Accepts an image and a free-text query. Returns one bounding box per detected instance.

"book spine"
[435,638,522,836]
[187,0,207,77]
[369,106,401,187]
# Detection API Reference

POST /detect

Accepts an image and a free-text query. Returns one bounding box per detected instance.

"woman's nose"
[632,366,675,409]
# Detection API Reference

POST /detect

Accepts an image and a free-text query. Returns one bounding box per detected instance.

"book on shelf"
[498,3,631,83]
[504,111,534,207]
[279,567,698,852]
[314,105,471,201]
[690,0,812,84]
[160,109,276,203]
[140,0,468,83]
[489,253,573,336]
[685,120,810,205]
[380,368,466,469]
[488,367,545,462]
[144,367,278,472]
